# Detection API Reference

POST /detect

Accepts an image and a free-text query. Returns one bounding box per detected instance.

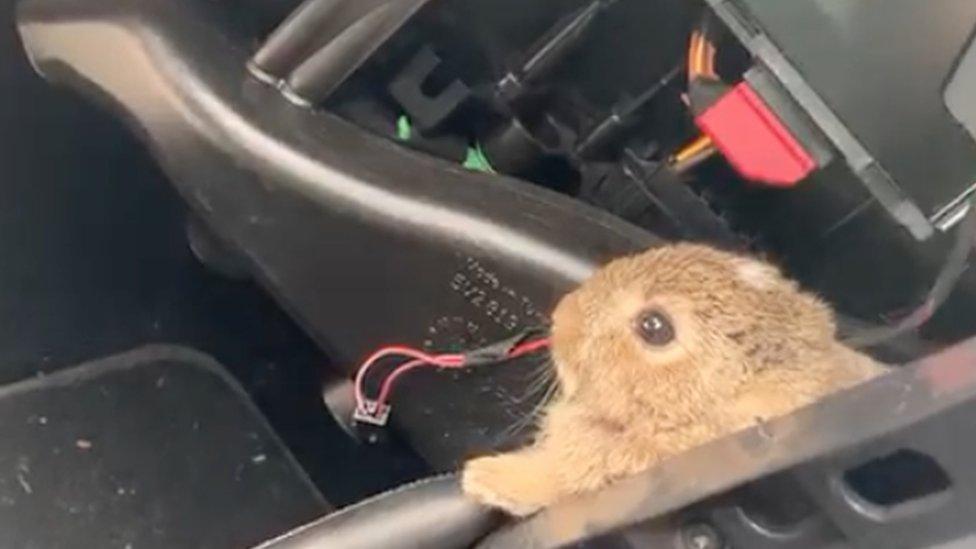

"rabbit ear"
[733,258,780,291]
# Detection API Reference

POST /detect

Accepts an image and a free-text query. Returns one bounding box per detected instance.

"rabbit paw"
[462,454,555,517]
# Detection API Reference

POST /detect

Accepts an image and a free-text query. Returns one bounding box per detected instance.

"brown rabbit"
[462,243,884,516]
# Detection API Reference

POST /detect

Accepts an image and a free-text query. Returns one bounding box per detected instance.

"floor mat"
[0,346,328,549]
[0,13,427,502]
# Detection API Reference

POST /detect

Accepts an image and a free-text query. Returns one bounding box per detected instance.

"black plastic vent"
[841,449,952,520]
[738,473,816,535]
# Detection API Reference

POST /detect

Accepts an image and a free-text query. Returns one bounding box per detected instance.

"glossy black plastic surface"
[257,475,499,549]
[725,0,976,230]
[17,0,653,468]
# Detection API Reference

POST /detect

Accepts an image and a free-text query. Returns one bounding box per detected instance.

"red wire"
[353,346,461,411]
[353,337,551,417]
[374,356,464,408]
[508,337,550,358]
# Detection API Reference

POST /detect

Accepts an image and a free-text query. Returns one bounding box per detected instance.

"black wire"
[699,8,716,43]
[844,198,976,349]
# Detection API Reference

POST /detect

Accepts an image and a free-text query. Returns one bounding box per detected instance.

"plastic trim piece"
[704,0,935,240]
[249,0,434,105]
[16,0,653,468]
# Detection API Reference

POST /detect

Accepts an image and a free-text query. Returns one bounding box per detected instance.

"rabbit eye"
[635,310,675,346]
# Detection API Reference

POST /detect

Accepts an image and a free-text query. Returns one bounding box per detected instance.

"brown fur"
[462,244,884,516]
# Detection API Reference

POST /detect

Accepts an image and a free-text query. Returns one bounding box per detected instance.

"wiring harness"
[352,330,550,426]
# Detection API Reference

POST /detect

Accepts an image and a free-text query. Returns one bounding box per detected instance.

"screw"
[680,522,723,549]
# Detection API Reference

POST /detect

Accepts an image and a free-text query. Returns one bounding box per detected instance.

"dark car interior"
[3,0,976,547]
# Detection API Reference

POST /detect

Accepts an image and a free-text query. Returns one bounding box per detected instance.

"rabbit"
[462,243,885,516]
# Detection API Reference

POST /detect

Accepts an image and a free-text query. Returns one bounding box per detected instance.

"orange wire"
[696,34,708,75]
[687,29,717,82]
[672,134,715,165]
[688,31,701,79]
[702,40,716,78]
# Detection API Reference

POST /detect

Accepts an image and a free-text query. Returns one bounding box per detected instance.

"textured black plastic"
[946,30,976,146]
[0,346,328,549]
[719,0,976,230]
[16,0,654,470]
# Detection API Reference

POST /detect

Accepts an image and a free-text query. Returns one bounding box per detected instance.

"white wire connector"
[353,400,392,427]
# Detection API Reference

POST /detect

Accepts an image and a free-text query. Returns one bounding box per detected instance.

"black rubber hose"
[248,0,389,84]
[575,65,682,158]
[495,0,618,106]
[518,0,611,83]
[282,0,430,106]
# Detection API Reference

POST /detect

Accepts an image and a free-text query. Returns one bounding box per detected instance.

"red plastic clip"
[695,82,816,187]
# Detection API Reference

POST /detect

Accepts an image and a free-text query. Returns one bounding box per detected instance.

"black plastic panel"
[16,0,654,469]
[947,31,976,146]
[731,0,976,224]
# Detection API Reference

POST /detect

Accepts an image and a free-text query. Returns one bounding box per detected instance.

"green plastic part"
[396,115,412,141]
[463,142,495,173]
